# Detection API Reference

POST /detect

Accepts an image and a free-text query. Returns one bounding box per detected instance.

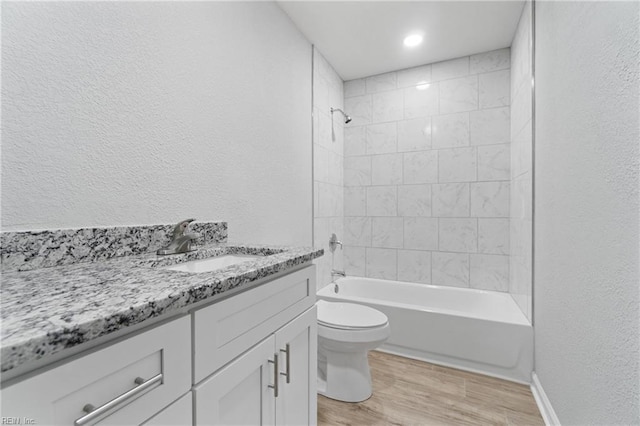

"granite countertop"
[0,243,323,373]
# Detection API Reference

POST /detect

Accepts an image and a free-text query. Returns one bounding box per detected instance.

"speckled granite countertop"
[1,243,322,373]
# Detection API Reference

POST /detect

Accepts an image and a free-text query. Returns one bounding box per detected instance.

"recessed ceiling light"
[403,34,423,47]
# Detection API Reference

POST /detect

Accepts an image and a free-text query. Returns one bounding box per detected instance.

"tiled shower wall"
[312,47,344,290]
[342,49,512,291]
[510,2,534,321]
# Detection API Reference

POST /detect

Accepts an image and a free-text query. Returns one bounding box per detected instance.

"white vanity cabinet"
[1,265,317,426]
[193,266,317,426]
[1,316,192,426]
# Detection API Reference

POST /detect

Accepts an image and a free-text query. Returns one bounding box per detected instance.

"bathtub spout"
[331,269,346,280]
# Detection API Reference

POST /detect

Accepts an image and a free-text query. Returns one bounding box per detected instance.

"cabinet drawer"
[2,316,191,426]
[194,266,315,383]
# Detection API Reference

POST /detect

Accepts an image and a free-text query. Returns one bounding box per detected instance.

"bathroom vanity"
[0,224,321,425]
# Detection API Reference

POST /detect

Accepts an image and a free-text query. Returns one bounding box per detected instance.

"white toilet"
[316,300,391,402]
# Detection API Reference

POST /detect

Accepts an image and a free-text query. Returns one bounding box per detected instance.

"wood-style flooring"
[318,351,544,426]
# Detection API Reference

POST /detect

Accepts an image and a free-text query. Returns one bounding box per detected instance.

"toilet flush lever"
[329,233,343,253]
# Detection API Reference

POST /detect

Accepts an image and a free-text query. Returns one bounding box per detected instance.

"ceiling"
[277,1,525,81]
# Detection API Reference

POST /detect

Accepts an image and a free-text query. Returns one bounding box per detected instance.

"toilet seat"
[317,300,388,330]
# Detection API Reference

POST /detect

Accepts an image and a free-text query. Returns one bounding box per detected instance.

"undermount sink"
[163,254,262,273]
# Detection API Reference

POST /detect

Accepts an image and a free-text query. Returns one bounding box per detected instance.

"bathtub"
[316,276,533,384]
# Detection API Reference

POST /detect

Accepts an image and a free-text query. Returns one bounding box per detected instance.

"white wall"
[342,51,512,290]
[535,1,639,424]
[312,48,344,290]
[509,1,533,321]
[2,2,312,246]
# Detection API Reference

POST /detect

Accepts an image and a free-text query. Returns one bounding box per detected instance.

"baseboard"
[531,372,561,426]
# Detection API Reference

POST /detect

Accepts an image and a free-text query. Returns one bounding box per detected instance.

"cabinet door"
[275,306,317,426]
[194,336,277,426]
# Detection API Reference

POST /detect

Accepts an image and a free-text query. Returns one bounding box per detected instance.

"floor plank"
[318,351,544,426]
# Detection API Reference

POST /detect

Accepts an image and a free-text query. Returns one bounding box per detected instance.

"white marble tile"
[329,118,344,155]
[511,120,532,179]
[372,217,404,248]
[366,186,397,216]
[317,111,332,148]
[372,90,404,123]
[432,57,470,81]
[439,76,479,114]
[344,217,371,246]
[344,79,365,98]
[478,144,510,181]
[403,217,438,250]
[327,151,343,186]
[511,3,531,101]
[371,153,403,185]
[314,218,329,248]
[397,65,432,88]
[432,252,469,287]
[432,112,470,149]
[344,126,366,157]
[366,248,397,280]
[403,151,438,184]
[397,250,431,284]
[438,147,477,183]
[398,184,431,217]
[344,246,366,276]
[470,48,511,74]
[470,181,510,217]
[439,218,477,253]
[317,183,342,217]
[478,218,510,255]
[314,144,329,183]
[479,70,510,109]
[470,107,510,145]
[344,156,371,186]
[344,186,366,216]
[397,118,431,152]
[403,84,438,118]
[366,123,397,154]
[344,94,372,125]
[366,72,397,93]
[511,82,532,137]
[470,254,509,291]
[432,183,470,217]
[314,74,330,116]
[511,172,532,220]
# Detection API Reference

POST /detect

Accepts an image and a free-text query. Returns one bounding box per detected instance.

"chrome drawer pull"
[268,353,279,398]
[279,344,290,383]
[74,373,163,426]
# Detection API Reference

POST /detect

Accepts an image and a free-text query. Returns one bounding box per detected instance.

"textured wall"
[509,2,533,321]
[2,2,312,246]
[342,50,512,291]
[313,48,344,290]
[534,1,639,423]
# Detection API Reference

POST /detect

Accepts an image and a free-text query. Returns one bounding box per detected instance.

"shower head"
[331,107,352,124]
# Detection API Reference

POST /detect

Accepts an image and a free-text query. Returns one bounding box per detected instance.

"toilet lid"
[317,301,388,329]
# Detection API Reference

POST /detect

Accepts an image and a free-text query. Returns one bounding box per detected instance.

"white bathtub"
[316,277,533,384]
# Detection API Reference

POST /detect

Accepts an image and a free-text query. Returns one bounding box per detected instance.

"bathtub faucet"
[331,269,346,281]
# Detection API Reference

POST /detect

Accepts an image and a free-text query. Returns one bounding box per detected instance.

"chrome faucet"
[331,269,346,280]
[329,233,343,253]
[157,218,200,255]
